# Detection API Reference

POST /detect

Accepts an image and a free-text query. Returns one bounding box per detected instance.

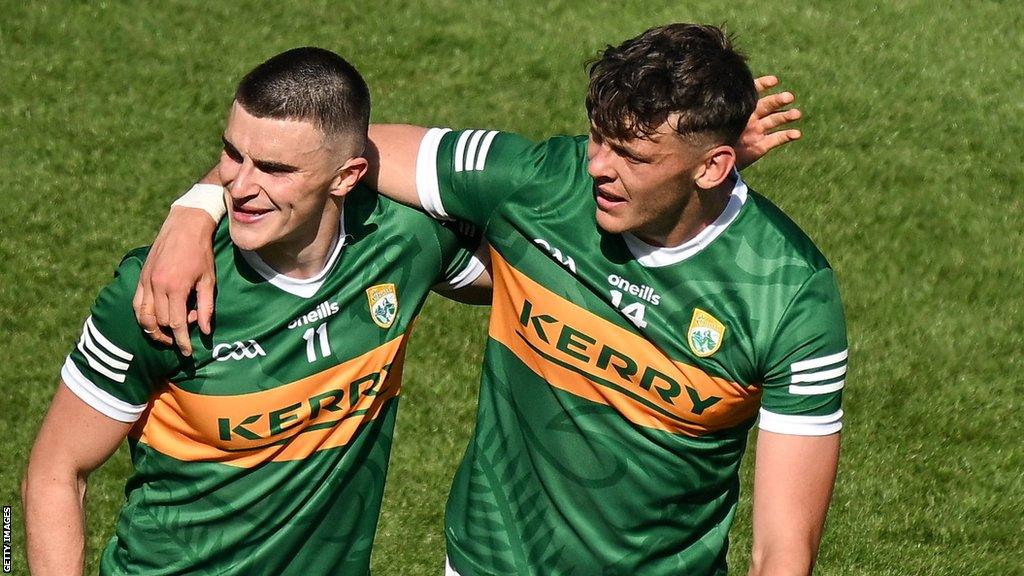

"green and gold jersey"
[416,129,848,576]
[62,185,483,576]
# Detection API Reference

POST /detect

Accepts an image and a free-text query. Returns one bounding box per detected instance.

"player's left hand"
[735,76,803,170]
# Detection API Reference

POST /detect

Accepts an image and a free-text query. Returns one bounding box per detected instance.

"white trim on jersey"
[475,130,499,170]
[758,408,843,436]
[462,130,486,172]
[789,348,848,395]
[85,316,133,361]
[444,242,491,290]
[791,349,848,372]
[61,357,147,423]
[75,316,134,383]
[240,214,348,298]
[453,129,499,173]
[622,170,749,268]
[417,127,453,220]
[444,556,463,576]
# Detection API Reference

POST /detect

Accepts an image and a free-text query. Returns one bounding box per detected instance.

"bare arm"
[23,383,133,576]
[132,166,221,355]
[363,123,430,208]
[748,431,840,576]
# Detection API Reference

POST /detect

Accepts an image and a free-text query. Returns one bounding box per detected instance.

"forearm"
[23,469,87,576]
[748,543,817,576]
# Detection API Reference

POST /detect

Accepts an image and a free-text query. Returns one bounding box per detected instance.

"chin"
[595,209,629,235]
[228,224,268,252]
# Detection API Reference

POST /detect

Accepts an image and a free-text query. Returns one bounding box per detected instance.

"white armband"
[171,183,227,222]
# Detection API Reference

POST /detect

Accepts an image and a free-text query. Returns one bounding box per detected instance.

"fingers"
[759,129,803,153]
[165,290,193,357]
[760,108,803,131]
[754,75,779,93]
[755,91,796,119]
[135,271,173,345]
[196,274,216,335]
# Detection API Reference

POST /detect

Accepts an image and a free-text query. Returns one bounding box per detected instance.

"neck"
[256,200,342,279]
[633,173,736,247]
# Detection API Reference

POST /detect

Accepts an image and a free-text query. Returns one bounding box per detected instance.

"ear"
[328,156,369,199]
[693,146,737,190]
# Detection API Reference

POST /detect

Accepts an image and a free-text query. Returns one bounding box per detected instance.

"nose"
[226,158,259,200]
[587,140,616,181]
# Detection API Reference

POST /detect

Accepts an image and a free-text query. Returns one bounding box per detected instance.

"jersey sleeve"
[62,251,178,422]
[415,128,540,227]
[758,267,848,436]
[431,219,488,289]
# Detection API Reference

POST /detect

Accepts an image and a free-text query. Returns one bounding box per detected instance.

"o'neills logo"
[288,300,340,330]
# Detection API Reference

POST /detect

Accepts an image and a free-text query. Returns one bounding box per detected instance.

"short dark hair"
[586,24,757,146]
[235,47,370,154]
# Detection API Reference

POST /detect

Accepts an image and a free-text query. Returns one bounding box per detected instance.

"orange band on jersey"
[489,250,759,436]
[132,336,407,468]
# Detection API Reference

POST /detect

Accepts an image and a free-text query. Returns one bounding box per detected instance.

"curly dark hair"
[586,24,757,146]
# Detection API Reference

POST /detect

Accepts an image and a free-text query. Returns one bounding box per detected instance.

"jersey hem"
[445,242,490,289]
[757,407,843,436]
[417,127,453,220]
[61,357,146,423]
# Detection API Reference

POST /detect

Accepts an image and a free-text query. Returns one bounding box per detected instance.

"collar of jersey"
[621,170,749,268]
[238,213,349,298]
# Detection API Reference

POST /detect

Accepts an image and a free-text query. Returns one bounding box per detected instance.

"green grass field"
[2,1,1022,574]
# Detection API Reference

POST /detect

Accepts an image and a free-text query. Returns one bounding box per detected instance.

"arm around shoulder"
[365,124,431,208]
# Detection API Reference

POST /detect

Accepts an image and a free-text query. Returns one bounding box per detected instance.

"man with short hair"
[137,24,821,576]
[23,47,484,576]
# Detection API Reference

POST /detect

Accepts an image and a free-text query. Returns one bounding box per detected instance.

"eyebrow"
[221,135,301,173]
[609,140,653,163]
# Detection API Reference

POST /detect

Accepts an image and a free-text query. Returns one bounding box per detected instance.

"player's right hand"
[133,206,218,356]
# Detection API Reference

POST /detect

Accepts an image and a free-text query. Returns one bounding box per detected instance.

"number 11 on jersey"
[303,323,332,362]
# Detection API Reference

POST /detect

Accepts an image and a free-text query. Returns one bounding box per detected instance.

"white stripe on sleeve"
[475,130,499,170]
[789,380,845,395]
[444,243,490,289]
[453,130,474,173]
[61,357,147,423]
[758,408,843,436]
[81,326,130,371]
[463,130,486,173]
[85,316,133,361]
[791,349,848,373]
[415,127,453,220]
[791,364,847,383]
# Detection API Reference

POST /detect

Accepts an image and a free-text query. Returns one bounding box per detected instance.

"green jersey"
[63,186,482,576]
[416,129,848,575]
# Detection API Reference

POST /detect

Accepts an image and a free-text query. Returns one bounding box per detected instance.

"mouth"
[231,203,274,224]
[594,185,627,212]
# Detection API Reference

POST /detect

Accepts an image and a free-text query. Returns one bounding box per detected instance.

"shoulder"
[737,188,833,277]
[440,128,588,179]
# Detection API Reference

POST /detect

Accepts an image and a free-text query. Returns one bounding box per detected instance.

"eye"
[223,144,243,163]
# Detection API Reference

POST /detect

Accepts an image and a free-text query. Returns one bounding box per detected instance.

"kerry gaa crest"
[366,284,398,329]
[687,308,725,357]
